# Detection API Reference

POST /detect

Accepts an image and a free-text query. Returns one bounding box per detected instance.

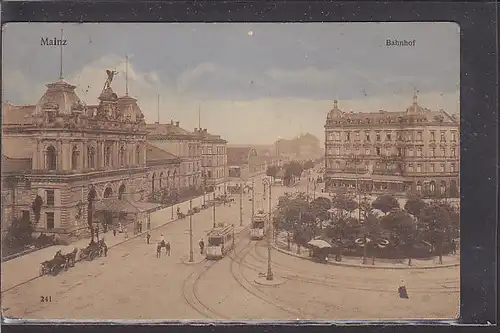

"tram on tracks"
[250,211,267,240]
[206,224,235,260]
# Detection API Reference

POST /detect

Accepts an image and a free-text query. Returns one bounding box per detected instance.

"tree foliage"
[303,160,315,170]
[4,217,34,249]
[310,196,332,221]
[31,195,44,223]
[372,194,400,214]
[404,194,427,217]
[266,165,279,180]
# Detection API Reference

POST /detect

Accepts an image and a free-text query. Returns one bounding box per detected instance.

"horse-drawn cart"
[39,250,69,276]
[79,241,106,261]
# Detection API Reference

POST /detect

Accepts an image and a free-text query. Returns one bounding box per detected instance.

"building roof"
[326,95,458,125]
[146,121,198,138]
[2,103,35,125]
[34,80,83,115]
[194,128,227,143]
[146,143,180,165]
[1,155,32,173]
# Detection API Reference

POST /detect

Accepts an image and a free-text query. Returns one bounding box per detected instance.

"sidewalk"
[273,235,460,270]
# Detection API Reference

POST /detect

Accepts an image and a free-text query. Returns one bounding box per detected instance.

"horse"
[98,239,108,257]
[156,242,162,258]
[64,248,79,267]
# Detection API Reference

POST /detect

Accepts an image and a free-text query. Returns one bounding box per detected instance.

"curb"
[272,243,460,270]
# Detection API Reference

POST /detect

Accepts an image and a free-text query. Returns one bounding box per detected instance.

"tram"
[206,224,235,260]
[250,211,267,240]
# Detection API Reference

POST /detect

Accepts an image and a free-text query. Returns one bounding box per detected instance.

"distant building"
[196,128,228,194]
[226,145,275,179]
[274,133,322,161]
[324,96,460,197]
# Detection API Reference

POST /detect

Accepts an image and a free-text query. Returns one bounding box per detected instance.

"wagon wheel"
[89,250,96,261]
[50,264,60,276]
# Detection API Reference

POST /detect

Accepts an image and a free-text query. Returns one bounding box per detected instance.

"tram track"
[246,243,459,294]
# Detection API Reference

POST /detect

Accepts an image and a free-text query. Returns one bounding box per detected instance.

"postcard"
[1,22,460,321]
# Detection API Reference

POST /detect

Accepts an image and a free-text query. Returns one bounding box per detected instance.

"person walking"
[156,241,162,258]
[398,280,409,299]
[113,228,116,237]
[165,242,171,256]
[159,234,165,248]
[199,238,205,254]
[146,232,151,244]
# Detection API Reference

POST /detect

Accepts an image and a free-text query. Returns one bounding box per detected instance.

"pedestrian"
[451,239,456,254]
[113,228,116,237]
[159,234,165,248]
[139,221,143,233]
[124,229,129,239]
[398,280,409,299]
[156,242,161,258]
[199,238,205,254]
[146,232,151,244]
[165,242,171,256]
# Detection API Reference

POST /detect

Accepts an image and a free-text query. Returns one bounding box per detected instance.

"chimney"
[175,121,180,127]
[170,119,174,125]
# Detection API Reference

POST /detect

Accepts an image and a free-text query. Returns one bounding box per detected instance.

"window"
[355,148,360,156]
[397,132,403,141]
[408,148,414,157]
[104,145,112,167]
[335,147,340,155]
[440,131,446,142]
[386,132,391,141]
[71,146,79,170]
[46,190,55,206]
[450,163,455,172]
[440,163,445,172]
[409,164,414,172]
[430,148,436,157]
[440,148,446,157]
[397,148,403,157]
[136,146,141,164]
[451,148,456,157]
[355,132,360,141]
[365,132,370,142]
[416,182,422,192]
[416,131,423,141]
[451,131,457,142]
[430,131,436,142]
[417,148,422,157]
[87,146,96,169]
[46,145,57,170]
[430,164,435,172]
[335,161,340,169]
[208,147,212,154]
[46,212,55,230]
[365,148,370,156]
[345,132,351,141]
[208,171,212,178]
[376,132,381,141]
[376,147,381,156]
[416,164,422,173]
[21,210,30,222]
[333,132,340,141]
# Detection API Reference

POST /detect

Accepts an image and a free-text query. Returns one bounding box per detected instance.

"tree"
[4,217,34,249]
[303,160,315,170]
[404,194,427,218]
[31,195,44,224]
[310,196,332,223]
[418,202,454,264]
[266,165,279,181]
[372,194,400,215]
[380,209,417,265]
[332,194,358,219]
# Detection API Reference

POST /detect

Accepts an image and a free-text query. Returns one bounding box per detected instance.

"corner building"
[324,95,460,198]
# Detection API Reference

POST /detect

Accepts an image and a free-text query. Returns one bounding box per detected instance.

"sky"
[2,23,460,145]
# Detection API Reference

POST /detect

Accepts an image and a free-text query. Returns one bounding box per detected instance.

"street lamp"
[239,182,243,226]
[213,192,216,228]
[189,199,194,262]
[251,179,255,217]
[262,177,274,281]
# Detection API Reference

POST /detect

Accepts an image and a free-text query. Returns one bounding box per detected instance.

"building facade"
[324,95,460,198]
[146,122,203,190]
[197,128,228,193]
[1,77,151,241]
[274,133,322,161]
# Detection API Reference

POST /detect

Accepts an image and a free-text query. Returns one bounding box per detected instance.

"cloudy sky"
[2,23,459,144]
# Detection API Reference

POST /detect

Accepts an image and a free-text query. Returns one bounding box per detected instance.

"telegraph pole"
[251,179,255,217]
[213,192,216,228]
[189,199,193,262]
[239,182,243,226]
[267,179,274,280]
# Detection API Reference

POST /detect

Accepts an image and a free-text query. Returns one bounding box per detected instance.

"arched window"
[87,146,96,169]
[430,181,436,194]
[416,181,422,192]
[151,173,156,192]
[440,181,447,195]
[104,144,112,167]
[71,145,79,170]
[103,187,113,198]
[46,145,57,170]
[136,145,141,164]
[119,145,125,167]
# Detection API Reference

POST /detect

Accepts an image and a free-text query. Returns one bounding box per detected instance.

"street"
[1,178,459,321]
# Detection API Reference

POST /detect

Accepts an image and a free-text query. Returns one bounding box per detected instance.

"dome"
[118,95,142,122]
[327,100,344,119]
[35,80,82,115]
[405,92,431,113]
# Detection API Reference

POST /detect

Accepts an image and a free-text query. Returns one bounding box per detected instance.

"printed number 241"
[40,296,52,302]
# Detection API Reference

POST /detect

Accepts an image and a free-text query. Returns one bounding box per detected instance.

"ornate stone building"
[1,73,172,242]
[196,128,228,193]
[324,95,460,198]
[146,121,202,190]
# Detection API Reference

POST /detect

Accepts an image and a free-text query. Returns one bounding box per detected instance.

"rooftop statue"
[102,69,118,93]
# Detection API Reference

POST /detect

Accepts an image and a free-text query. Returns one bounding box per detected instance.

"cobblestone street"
[1,180,459,321]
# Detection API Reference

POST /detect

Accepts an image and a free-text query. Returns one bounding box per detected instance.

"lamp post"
[239,182,243,226]
[189,199,194,262]
[262,177,274,281]
[213,192,216,228]
[251,179,255,217]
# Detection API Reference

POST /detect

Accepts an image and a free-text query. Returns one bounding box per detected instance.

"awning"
[94,199,162,214]
[328,173,404,183]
